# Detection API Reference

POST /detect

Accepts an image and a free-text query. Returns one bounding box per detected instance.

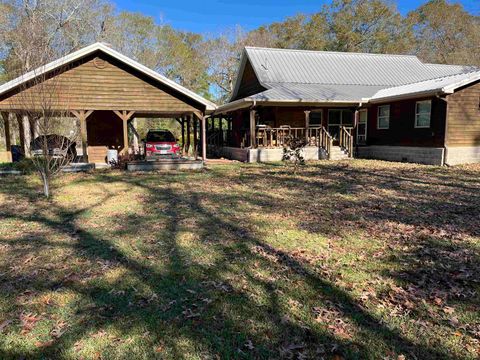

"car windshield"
[146,131,175,142]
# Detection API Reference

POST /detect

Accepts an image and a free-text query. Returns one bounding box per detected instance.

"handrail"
[339,126,354,158]
[307,126,332,157]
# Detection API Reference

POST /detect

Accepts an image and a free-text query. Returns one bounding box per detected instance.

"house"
[0,43,216,164]
[211,47,480,165]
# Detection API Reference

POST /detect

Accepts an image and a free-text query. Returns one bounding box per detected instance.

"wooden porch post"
[22,115,32,157]
[219,116,223,145]
[186,115,191,155]
[15,114,26,156]
[1,112,12,162]
[113,110,135,155]
[180,117,185,154]
[249,109,256,148]
[132,118,139,154]
[304,110,310,143]
[201,115,207,161]
[193,116,198,159]
[71,110,94,162]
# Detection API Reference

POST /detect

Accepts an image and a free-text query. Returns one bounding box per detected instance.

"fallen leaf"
[443,306,455,314]
[35,340,54,348]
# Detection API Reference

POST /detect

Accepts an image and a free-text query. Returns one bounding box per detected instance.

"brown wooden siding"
[0,52,203,113]
[446,80,480,147]
[366,97,446,147]
[232,59,266,101]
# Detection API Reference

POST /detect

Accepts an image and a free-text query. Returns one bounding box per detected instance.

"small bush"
[0,158,35,174]
[109,153,138,170]
[282,136,307,174]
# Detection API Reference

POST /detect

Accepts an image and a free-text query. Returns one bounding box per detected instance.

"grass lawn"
[0,160,479,359]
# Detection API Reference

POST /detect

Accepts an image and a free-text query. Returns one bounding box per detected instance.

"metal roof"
[219,47,479,112]
[249,84,384,103]
[0,42,217,111]
[370,70,480,102]
[244,47,475,87]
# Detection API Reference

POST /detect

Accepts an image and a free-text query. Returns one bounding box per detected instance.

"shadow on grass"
[0,162,478,359]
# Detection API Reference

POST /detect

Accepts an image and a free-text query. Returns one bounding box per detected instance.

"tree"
[156,26,211,97]
[0,0,111,77]
[322,0,412,53]
[99,11,158,68]
[205,26,276,103]
[15,68,78,198]
[407,0,480,66]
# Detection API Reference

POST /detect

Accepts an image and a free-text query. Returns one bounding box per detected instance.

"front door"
[356,109,367,145]
[328,109,353,143]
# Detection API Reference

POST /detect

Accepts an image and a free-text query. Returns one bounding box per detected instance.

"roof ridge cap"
[245,46,420,59]
[265,81,397,87]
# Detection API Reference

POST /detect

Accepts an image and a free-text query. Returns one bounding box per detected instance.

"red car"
[144,130,181,159]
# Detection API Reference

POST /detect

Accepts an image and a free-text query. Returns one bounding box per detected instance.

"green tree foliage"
[320,0,412,53]
[156,26,211,97]
[0,0,478,103]
[100,11,158,69]
[406,0,480,66]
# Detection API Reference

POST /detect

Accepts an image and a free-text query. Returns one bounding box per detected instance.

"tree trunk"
[41,172,50,198]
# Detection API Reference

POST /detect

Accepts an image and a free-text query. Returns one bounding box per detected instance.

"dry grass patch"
[0,160,479,359]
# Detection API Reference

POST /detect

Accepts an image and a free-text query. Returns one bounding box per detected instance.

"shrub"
[282,136,307,174]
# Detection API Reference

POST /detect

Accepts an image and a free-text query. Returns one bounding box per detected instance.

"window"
[377,105,390,129]
[309,111,322,126]
[328,109,353,140]
[415,100,431,128]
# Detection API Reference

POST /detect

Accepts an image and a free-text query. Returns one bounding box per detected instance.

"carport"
[0,42,216,164]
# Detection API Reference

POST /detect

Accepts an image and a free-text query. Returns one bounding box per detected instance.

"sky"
[113,0,479,34]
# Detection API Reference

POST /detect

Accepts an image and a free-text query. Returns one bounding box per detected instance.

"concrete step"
[328,146,351,160]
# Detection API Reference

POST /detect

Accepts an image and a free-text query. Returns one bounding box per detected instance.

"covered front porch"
[207,105,368,161]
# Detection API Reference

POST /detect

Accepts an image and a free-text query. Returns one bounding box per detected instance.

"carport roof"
[0,42,217,112]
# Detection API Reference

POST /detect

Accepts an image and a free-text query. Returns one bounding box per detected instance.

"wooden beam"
[22,115,32,157]
[15,114,26,156]
[304,110,310,142]
[1,112,12,162]
[122,118,128,155]
[112,110,134,122]
[249,109,256,148]
[193,116,198,160]
[112,111,135,155]
[186,115,191,156]
[194,113,207,162]
[129,118,140,154]
[71,110,94,162]
[219,116,223,145]
[181,118,185,154]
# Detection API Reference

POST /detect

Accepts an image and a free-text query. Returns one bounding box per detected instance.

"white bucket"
[107,149,118,163]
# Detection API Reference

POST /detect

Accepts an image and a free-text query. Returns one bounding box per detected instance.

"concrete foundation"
[357,146,445,165]
[220,146,321,163]
[127,159,204,171]
[445,146,480,165]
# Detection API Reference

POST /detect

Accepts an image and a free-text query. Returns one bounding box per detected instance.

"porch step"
[328,146,350,161]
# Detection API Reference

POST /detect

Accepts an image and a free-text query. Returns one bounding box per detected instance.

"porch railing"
[339,126,354,158]
[308,126,333,157]
[256,127,306,148]
[240,126,337,159]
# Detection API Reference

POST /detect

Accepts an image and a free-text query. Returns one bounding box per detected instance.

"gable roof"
[222,47,479,112]
[0,42,217,112]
